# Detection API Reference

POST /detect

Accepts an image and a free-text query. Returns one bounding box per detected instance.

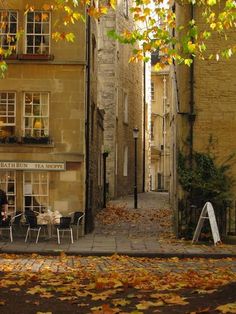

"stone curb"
[1,248,236,259]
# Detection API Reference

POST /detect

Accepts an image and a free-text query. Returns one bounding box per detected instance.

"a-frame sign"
[192,202,221,245]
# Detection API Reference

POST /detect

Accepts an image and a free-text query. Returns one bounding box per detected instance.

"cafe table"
[37,210,62,239]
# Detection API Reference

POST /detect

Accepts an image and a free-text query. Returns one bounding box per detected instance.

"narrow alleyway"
[94,192,174,239]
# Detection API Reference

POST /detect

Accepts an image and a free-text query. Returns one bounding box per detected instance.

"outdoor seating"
[0,216,13,242]
[0,212,23,242]
[56,217,73,244]
[71,211,85,240]
[24,210,42,243]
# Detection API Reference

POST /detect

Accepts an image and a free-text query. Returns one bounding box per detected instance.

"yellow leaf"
[216,303,236,313]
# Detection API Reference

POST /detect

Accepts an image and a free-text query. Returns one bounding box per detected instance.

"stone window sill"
[18,54,54,61]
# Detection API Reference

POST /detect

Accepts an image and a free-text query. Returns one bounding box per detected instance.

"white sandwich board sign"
[192,202,221,245]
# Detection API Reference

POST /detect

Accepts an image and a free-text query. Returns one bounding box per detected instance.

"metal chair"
[0,215,13,242]
[24,210,41,243]
[71,211,85,240]
[56,217,73,244]
[0,212,23,242]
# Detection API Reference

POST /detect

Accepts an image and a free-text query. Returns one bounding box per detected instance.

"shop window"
[0,10,18,52]
[23,171,49,213]
[0,92,16,137]
[25,11,50,54]
[23,92,49,137]
[123,91,128,124]
[0,171,16,216]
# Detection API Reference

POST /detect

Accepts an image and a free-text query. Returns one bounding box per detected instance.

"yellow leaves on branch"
[52,32,75,42]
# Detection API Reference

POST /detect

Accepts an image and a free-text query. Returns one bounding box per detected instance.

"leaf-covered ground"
[0,254,236,313]
[94,203,174,239]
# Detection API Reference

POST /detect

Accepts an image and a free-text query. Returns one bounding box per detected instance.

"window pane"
[25,11,50,54]
[0,92,16,128]
[23,92,49,137]
[0,171,16,215]
[23,172,49,213]
[0,11,18,50]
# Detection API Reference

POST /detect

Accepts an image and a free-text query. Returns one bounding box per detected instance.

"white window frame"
[0,92,16,131]
[0,170,16,216]
[23,171,49,213]
[123,91,128,124]
[23,92,49,137]
[25,11,51,54]
[0,10,18,52]
[123,145,128,176]
[123,0,129,17]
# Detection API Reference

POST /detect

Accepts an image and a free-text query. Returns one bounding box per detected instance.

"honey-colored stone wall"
[174,2,236,204]
[0,1,86,214]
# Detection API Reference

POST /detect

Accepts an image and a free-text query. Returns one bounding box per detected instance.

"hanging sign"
[0,161,66,171]
[192,202,221,245]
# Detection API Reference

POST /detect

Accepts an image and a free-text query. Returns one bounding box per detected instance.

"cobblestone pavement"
[0,254,236,274]
[94,192,174,238]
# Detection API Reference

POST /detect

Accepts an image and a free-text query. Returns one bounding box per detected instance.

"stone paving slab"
[0,233,236,258]
[0,192,235,258]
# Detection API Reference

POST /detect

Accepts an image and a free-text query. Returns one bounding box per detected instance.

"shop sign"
[0,161,66,171]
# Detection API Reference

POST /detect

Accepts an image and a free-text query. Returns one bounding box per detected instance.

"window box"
[0,54,18,61]
[22,136,51,145]
[18,54,54,61]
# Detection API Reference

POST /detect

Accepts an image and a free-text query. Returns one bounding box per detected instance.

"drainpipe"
[189,3,195,168]
[142,61,146,192]
[163,75,167,190]
[85,12,92,233]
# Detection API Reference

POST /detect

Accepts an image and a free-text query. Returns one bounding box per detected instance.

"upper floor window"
[123,146,128,176]
[23,92,49,137]
[151,82,155,101]
[151,121,154,140]
[123,91,128,124]
[0,92,16,137]
[123,0,129,18]
[0,10,18,52]
[25,11,50,54]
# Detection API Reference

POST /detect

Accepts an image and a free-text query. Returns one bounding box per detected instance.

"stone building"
[91,0,147,200]
[170,2,236,237]
[0,0,105,234]
[0,0,147,234]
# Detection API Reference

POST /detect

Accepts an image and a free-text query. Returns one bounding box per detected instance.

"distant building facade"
[150,60,171,192]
